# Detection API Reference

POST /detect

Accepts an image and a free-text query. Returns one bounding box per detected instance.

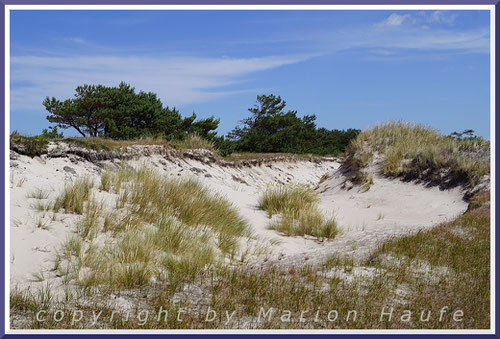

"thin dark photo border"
[1,1,497,336]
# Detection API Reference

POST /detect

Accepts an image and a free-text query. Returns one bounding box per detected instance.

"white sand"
[9,147,468,290]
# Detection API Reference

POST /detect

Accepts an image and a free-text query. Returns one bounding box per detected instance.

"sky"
[9,9,491,138]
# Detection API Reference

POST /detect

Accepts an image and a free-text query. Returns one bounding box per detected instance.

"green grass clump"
[76,197,102,240]
[53,176,94,214]
[111,167,249,250]
[64,137,124,151]
[99,168,114,191]
[52,165,250,291]
[345,121,489,188]
[258,183,319,218]
[169,133,215,151]
[26,188,50,200]
[258,183,337,240]
[272,209,338,239]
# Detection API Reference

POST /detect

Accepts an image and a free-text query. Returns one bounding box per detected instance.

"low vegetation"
[10,132,50,157]
[258,183,338,240]
[10,190,490,329]
[169,133,216,151]
[47,166,252,294]
[344,121,489,188]
[53,176,94,214]
[9,117,490,329]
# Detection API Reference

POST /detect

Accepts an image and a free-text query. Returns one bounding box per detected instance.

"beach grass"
[258,183,338,240]
[344,121,489,188]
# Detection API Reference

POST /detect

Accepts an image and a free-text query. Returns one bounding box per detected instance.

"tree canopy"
[43,85,359,156]
[43,82,219,140]
[228,94,359,155]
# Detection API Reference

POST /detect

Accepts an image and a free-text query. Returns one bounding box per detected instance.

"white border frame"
[4,4,496,335]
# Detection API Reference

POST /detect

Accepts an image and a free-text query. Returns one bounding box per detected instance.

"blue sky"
[10,9,491,138]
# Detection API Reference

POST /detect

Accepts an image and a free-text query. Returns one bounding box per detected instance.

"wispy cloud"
[65,37,86,44]
[10,10,488,114]
[422,10,458,25]
[228,11,488,57]
[375,10,459,28]
[316,12,489,57]
[10,54,313,111]
[359,27,489,53]
[376,13,411,27]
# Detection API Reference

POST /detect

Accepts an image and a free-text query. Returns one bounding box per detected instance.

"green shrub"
[10,132,49,157]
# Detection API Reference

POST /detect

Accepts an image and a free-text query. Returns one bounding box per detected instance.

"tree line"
[42,82,360,156]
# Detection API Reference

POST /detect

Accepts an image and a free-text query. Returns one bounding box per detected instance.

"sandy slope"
[9,147,468,290]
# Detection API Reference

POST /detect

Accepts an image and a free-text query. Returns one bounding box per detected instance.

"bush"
[10,132,49,157]
[41,126,64,139]
[214,136,236,157]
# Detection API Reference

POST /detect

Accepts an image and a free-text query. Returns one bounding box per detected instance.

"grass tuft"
[53,176,94,214]
[258,183,337,240]
[258,183,319,218]
[27,188,50,200]
[169,133,215,151]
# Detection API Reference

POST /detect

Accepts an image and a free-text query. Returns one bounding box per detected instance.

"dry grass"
[223,152,322,162]
[344,121,489,188]
[11,190,490,329]
[271,209,338,240]
[26,188,50,200]
[107,167,249,245]
[51,165,250,292]
[169,133,216,151]
[53,176,94,214]
[64,136,168,151]
[258,183,337,240]
[258,183,319,218]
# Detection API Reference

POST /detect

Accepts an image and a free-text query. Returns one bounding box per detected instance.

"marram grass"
[169,133,215,151]
[52,165,251,291]
[258,183,337,240]
[11,189,490,329]
[345,121,489,188]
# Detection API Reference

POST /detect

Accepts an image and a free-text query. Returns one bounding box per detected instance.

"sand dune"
[9,144,468,293]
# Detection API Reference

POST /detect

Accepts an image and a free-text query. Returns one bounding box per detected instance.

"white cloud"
[376,11,458,29]
[359,14,489,55]
[368,28,489,52]
[67,37,85,44]
[426,11,458,25]
[10,54,312,111]
[376,13,411,27]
